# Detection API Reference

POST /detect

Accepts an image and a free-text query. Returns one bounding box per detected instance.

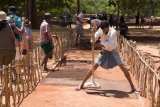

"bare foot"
[75,84,84,91]
[128,88,140,94]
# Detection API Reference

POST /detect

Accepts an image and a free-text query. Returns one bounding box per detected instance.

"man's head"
[44,13,52,23]
[100,21,109,34]
[8,6,17,14]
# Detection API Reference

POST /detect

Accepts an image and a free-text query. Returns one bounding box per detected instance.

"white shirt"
[91,19,101,26]
[76,12,85,25]
[40,20,52,42]
[93,27,118,51]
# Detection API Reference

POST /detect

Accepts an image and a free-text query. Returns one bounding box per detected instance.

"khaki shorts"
[0,49,16,66]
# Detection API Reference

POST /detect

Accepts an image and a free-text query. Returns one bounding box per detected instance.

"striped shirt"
[40,20,52,42]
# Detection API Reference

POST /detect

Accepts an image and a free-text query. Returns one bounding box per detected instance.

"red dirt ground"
[19,25,160,107]
[20,50,148,107]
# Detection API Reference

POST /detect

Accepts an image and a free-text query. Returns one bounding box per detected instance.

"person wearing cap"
[0,11,24,66]
[8,6,22,58]
[40,13,57,71]
[75,10,86,46]
[76,21,136,93]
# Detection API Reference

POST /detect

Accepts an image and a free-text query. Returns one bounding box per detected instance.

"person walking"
[76,21,136,92]
[75,10,86,46]
[40,13,57,71]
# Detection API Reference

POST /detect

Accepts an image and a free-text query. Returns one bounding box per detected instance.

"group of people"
[0,6,33,66]
[135,14,156,29]
[0,5,57,72]
[0,6,137,93]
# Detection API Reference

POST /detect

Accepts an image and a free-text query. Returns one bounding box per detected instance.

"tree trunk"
[77,0,80,15]
[28,0,39,28]
[116,0,120,29]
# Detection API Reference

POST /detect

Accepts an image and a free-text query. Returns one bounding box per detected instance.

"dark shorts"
[41,42,54,55]
[76,24,84,34]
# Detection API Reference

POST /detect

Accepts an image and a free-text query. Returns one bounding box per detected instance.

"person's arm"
[12,17,25,35]
[91,29,104,48]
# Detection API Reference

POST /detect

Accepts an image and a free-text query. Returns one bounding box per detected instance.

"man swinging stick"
[76,21,136,92]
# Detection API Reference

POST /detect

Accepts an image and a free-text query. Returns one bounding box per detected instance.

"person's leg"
[41,55,49,70]
[76,64,99,90]
[75,34,80,46]
[119,64,135,91]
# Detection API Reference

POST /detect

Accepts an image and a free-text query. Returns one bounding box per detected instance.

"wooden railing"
[0,28,75,107]
[0,47,42,107]
[52,28,75,62]
[118,35,160,107]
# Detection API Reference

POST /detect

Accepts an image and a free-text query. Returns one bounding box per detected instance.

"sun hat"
[0,11,10,21]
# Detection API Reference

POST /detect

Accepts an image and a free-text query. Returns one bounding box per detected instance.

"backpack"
[8,14,19,27]
[8,14,22,40]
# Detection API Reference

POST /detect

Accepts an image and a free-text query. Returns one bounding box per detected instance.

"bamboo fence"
[118,35,160,107]
[0,28,75,107]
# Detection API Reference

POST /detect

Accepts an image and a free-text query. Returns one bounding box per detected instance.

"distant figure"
[140,16,146,28]
[119,22,129,38]
[96,14,101,20]
[149,16,155,29]
[75,10,86,46]
[135,14,140,28]
[66,14,72,28]
[109,14,114,27]
[120,16,125,23]
[88,19,101,32]
[102,13,108,21]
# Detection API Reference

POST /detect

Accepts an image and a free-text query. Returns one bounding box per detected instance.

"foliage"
[1,0,160,16]
[0,0,75,16]
[80,0,116,14]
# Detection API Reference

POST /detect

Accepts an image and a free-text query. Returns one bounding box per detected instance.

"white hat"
[0,11,10,21]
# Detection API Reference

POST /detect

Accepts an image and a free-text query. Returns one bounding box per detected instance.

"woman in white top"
[76,21,136,92]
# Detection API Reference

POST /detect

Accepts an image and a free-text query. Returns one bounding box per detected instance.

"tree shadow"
[85,89,130,98]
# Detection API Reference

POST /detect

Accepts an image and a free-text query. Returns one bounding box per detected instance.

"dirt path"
[19,50,147,107]
[21,25,159,107]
